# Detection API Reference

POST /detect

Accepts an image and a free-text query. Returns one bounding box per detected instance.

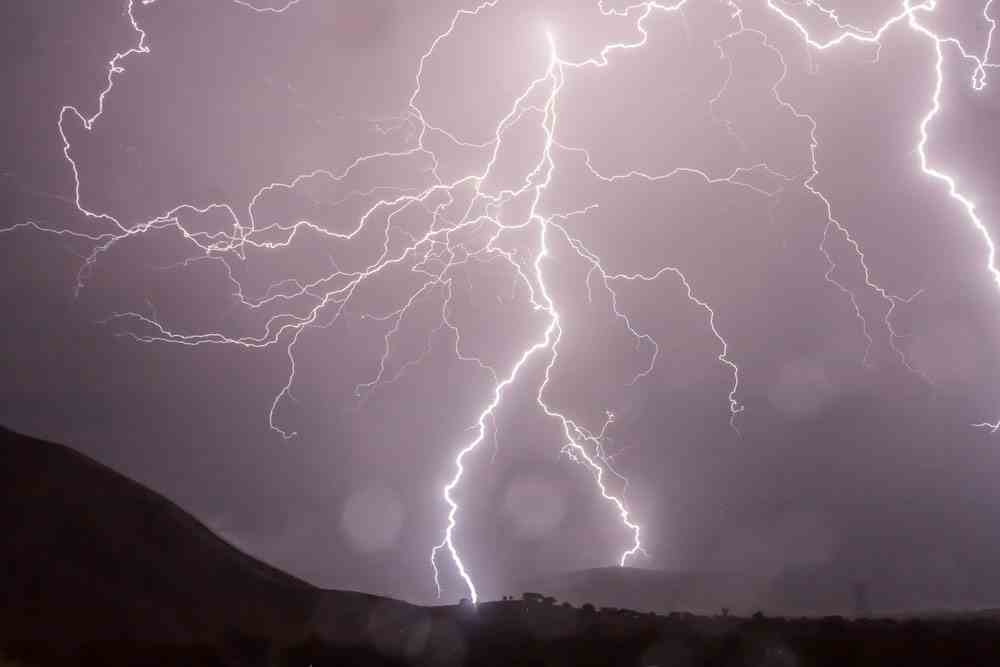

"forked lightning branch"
[4,0,999,603]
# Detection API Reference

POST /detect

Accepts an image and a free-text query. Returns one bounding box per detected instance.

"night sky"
[4,0,1000,609]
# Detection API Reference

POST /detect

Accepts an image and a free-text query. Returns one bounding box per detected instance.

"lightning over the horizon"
[6,0,1000,604]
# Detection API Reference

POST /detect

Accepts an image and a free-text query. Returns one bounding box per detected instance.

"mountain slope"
[0,425,323,644]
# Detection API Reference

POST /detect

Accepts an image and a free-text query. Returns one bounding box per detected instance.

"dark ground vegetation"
[5,603,1000,666]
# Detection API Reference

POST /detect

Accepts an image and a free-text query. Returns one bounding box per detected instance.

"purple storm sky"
[4,0,1000,608]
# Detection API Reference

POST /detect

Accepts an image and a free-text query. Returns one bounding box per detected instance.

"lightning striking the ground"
[6,0,1000,603]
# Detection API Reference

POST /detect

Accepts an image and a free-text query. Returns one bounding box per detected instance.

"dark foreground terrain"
[4,425,1000,666]
[6,600,1000,666]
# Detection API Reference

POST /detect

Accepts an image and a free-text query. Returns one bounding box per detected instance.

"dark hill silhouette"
[0,425,319,643]
[8,424,1000,666]
[522,565,944,618]
[523,562,1000,619]
[519,566,781,617]
[0,424,418,649]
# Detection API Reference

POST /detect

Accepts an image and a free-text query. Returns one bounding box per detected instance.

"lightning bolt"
[6,0,1000,604]
[757,0,1000,419]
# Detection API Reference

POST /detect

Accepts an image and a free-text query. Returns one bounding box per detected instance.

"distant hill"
[521,564,1000,619]
[0,425,415,647]
[518,566,865,617]
[519,567,775,617]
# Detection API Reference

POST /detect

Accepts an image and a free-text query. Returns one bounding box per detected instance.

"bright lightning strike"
[6,0,1000,604]
[758,0,1000,423]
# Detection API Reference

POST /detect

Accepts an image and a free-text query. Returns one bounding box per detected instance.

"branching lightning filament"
[5,0,1000,604]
